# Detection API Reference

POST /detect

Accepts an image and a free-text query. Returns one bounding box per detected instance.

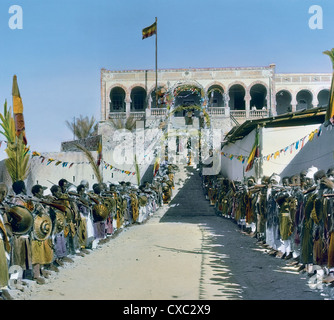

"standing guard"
[8,180,34,281]
[0,183,13,300]
[30,185,53,284]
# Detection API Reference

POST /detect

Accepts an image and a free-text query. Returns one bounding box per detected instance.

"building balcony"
[108,107,269,124]
[109,111,146,120]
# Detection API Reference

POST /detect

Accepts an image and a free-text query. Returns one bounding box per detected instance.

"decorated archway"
[167,104,210,127]
[164,82,207,110]
[162,82,210,127]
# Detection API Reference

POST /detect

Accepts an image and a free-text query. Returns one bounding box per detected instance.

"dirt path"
[13,165,327,300]
[23,166,216,300]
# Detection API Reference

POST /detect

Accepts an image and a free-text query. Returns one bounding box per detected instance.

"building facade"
[100,65,331,130]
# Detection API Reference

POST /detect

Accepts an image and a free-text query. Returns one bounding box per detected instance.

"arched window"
[250,84,267,109]
[317,89,330,108]
[131,87,147,111]
[296,90,313,110]
[110,87,126,112]
[173,85,202,117]
[207,85,224,108]
[151,87,166,108]
[276,90,292,115]
[228,84,245,110]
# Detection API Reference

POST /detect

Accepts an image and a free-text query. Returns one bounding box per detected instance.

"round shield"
[138,195,148,207]
[103,198,116,212]
[92,203,109,222]
[7,205,34,235]
[33,213,52,241]
[166,180,173,188]
[26,200,35,212]
[55,210,66,233]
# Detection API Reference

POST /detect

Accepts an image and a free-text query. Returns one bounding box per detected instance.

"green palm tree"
[66,115,98,140]
[323,48,334,122]
[109,115,137,131]
[0,100,30,182]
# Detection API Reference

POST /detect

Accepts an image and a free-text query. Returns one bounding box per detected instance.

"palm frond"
[134,154,140,186]
[109,115,137,131]
[125,115,137,131]
[0,101,30,182]
[74,142,103,184]
[323,49,334,67]
[66,115,97,139]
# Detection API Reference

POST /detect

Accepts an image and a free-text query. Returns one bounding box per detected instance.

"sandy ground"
[9,165,328,301]
[16,165,223,300]
[27,221,204,300]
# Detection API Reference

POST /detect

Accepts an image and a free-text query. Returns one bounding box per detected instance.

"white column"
[101,80,107,120]
[224,93,230,117]
[245,93,251,118]
[312,96,319,109]
[126,98,131,117]
[291,95,297,112]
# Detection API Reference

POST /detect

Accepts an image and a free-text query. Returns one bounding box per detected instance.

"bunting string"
[220,125,323,164]
[29,150,138,176]
[0,124,326,171]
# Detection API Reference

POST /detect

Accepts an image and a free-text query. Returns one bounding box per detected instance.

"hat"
[31,184,47,196]
[314,170,326,181]
[306,166,318,179]
[270,174,280,184]
[80,180,89,188]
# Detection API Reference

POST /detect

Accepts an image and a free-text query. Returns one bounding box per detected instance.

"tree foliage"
[0,100,30,182]
[66,115,98,140]
[109,115,137,131]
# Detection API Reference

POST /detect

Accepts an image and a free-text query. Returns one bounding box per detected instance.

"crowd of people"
[0,161,178,300]
[202,166,334,283]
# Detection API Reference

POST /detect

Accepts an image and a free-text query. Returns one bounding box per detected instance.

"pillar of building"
[223,93,230,117]
[126,98,131,116]
[291,95,297,112]
[312,96,319,109]
[101,81,107,121]
[245,93,251,118]
[146,106,151,117]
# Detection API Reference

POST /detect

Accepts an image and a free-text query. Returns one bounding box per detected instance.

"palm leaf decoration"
[74,142,103,184]
[0,100,30,182]
[323,48,334,122]
[109,115,137,131]
[134,154,141,186]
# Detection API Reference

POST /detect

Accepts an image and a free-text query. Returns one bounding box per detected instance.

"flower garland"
[167,104,211,127]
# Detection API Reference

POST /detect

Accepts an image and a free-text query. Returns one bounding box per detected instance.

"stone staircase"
[160,166,215,222]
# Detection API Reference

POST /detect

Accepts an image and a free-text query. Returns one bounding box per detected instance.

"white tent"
[220,107,327,182]
[281,123,334,177]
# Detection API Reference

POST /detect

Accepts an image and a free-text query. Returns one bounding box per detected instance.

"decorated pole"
[155,17,158,109]
[12,75,27,145]
[142,18,158,109]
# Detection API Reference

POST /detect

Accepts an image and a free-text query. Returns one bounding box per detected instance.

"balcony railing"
[109,111,145,120]
[207,107,225,116]
[150,108,168,117]
[109,112,127,120]
[108,108,269,123]
[230,110,246,118]
[249,109,268,118]
[130,111,145,119]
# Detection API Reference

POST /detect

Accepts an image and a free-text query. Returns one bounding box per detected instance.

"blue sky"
[0,0,333,157]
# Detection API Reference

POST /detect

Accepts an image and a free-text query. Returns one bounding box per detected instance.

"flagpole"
[155,17,158,109]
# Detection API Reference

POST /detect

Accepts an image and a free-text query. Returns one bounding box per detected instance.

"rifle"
[323,194,334,198]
